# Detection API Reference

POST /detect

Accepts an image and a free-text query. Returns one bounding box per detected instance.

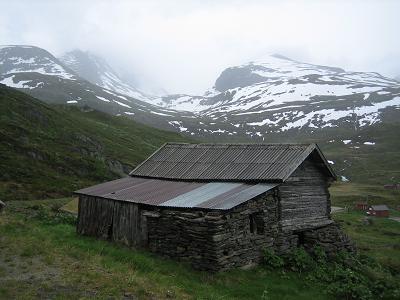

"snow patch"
[96,96,110,102]
[114,100,131,108]
[150,111,173,117]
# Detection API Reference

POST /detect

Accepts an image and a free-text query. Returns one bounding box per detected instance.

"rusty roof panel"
[75,177,278,210]
[75,177,143,196]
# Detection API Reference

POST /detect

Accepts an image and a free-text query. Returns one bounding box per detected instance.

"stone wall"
[210,192,279,270]
[145,190,280,271]
[301,223,356,256]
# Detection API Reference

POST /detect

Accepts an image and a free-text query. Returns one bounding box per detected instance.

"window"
[249,212,264,234]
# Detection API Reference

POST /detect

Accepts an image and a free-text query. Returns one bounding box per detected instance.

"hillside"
[0,84,189,201]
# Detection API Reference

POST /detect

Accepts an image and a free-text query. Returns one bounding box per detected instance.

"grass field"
[330,182,400,208]
[1,199,329,300]
[333,211,400,271]
[330,182,400,270]
[1,194,399,299]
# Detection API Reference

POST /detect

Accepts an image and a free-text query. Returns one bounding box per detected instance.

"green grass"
[333,210,400,273]
[60,198,78,214]
[330,182,400,271]
[330,182,400,208]
[0,200,329,299]
[0,84,191,201]
[1,197,400,299]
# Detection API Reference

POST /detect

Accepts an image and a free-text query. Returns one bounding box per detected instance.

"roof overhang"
[75,177,278,210]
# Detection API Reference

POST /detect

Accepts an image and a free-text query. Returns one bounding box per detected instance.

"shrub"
[263,249,284,269]
[33,205,76,225]
[262,246,400,300]
[284,247,316,273]
[312,245,327,263]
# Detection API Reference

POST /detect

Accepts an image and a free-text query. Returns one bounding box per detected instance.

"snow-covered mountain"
[59,49,152,102]
[1,46,400,183]
[157,54,400,137]
[0,45,78,84]
[0,45,195,129]
[1,45,400,141]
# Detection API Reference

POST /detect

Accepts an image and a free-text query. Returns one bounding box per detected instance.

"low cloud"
[1,0,399,94]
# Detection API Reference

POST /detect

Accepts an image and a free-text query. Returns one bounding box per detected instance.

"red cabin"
[355,202,369,211]
[367,205,389,217]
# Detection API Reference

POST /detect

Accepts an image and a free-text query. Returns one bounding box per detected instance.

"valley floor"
[0,184,399,299]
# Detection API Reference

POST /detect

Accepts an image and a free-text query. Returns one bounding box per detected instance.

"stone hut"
[75,143,354,271]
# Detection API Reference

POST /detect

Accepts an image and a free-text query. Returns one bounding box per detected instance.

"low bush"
[284,247,316,273]
[263,249,285,269]
[32,205,76,226]
[263,247,400,300]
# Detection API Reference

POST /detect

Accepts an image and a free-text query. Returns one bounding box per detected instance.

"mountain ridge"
[1,45,400,185]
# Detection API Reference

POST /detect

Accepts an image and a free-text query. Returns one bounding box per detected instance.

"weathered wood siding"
[279,158,332,231]
[77,195,114,238]
[77,195,148,247]
[112,201,148,247]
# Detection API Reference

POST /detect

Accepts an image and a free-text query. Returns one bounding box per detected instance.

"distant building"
[75,143,354,271]
[368,205,390,217]
[355,202,369,211]
[384,184,400,190]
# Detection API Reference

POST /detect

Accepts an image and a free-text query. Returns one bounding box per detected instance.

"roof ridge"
[165,142,313,146]
[130,142,336,181]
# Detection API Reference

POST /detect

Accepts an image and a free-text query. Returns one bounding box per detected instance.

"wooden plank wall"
[77,195,147,247]
[279,158,332,231]
[112,201,148,247]
[77,195,114,238]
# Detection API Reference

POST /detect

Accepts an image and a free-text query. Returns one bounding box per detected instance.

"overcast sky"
[1,0,399,94]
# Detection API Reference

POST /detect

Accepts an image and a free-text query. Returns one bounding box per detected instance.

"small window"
[249,212,264,234]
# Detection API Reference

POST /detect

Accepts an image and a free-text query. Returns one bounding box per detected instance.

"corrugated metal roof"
[75,177,277,210]
[130,143,336,182]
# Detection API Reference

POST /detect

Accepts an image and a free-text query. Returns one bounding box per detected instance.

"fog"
[1,0,399,94]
